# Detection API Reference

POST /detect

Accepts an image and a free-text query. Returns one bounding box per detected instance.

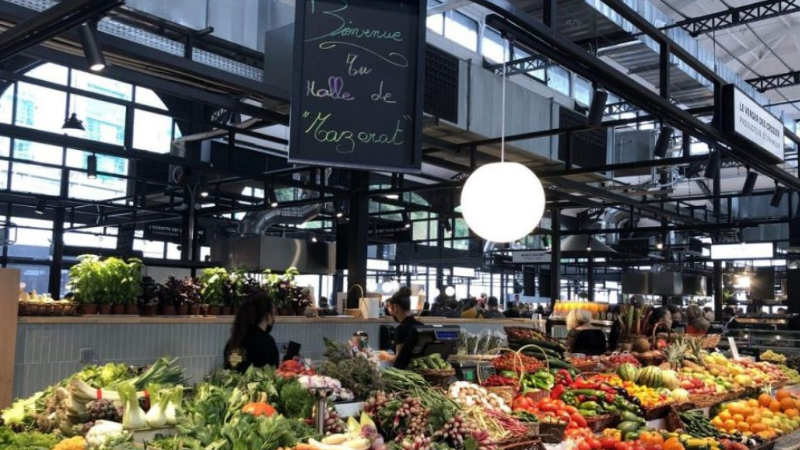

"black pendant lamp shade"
[587,89,608,127]
[704,150,720,179]
[560,235,617,257]
[654,127,674,158]
[741,171,758,196]
[771,186,786,208]
[87,154,97,179]
[79,22,106,72]
[61,113,85,137]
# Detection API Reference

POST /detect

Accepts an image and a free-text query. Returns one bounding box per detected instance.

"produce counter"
[9,315,536,401]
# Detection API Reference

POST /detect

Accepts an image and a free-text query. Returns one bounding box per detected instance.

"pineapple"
[665,340,687,370]
[685,337,704,362]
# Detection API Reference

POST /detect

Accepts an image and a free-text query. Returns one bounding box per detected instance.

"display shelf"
[16,315,538,325]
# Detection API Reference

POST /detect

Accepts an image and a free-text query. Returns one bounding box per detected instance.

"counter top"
[17,315,540,325]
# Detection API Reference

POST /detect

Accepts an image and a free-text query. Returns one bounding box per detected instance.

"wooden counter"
[9,314,538,403]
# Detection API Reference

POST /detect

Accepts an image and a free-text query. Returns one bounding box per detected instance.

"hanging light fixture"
[587,89,608,127]
[265,184,278,207]
[199,176,209,198]
[461,42,546,243]
[87,154,97,180]
[334,200,345,218]
[61,113,86,137]
[35,197,46,214]
[442,218,452,234]
[741,170,758,196]
[653,126,674,158]
[444,286,456,297]
[771,183,786,207]
[79,22,105,72]
[402,211,411,229]
[703,150,720,179]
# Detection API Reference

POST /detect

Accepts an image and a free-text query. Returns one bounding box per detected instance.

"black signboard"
[290,0,426,172]
[368,219,413,242]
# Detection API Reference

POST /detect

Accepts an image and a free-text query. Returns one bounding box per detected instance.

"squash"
[242,402,277,417]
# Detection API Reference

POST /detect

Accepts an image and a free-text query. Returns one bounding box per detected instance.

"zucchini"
[516,338,566,353]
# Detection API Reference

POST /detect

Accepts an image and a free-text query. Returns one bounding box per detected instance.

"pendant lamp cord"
[501,40,507,163]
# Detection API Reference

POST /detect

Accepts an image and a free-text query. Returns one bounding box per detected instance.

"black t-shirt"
[394,315,422,348]
[224,325,280,372]
[504,309,521,318]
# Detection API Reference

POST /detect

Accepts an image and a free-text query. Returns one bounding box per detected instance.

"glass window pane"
[26,63,68,85]
[67,149,128,176]
[71,95,126,145]
[134,109,173,153]
[8,264,50,293]
[483,28,506,63]
[0,136,9,157]
[71,70,133,101]
[11,162,61,195]
[574,76,592,106]
[166,243,182,260]
[64,232,117,249]
[547,66,570,96]
[15,82,66,132]
[134,239,165,259]
[8,219,52,258]
[0,86,12,124]
[427,0,443,34]
[135,87,168,110]
[0,161,8,190]
[13,140,63,165]
[69,170,127,200]
[445,12,478,52]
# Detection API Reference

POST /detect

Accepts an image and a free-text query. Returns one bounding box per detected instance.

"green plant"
[199,268,231,307]
[67,255,142,305]
[102,257,144,305]
[67,254,105,305]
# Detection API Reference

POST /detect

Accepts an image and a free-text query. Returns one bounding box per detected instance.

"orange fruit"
[725,419,738,431]
[751,423,768,433]
[730,403,745,415]
[786,409,799,419]
[760,394,773,407]
[732,414,745,423]
[781,398,796,411]
[763,410,775,419]
[770,400,782,412]
[748,399,760,408]
[747,415,763,425]
[712,417,724,428]
[737,422,751,432]
[776,390,791,401]
[742,406,753,417]
[758,431,774,440]
[719,411,733,421]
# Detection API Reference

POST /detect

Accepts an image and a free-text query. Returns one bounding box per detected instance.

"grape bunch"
[434,415,473,447]
[364,390,390,417]
[401,435,432,450]
[86,399,122,422]
[392,398,429,442]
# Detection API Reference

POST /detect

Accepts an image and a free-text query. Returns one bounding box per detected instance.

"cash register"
[394,325,461,370]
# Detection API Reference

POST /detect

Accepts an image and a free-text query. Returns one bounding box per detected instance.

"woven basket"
[643,404,672,421]
[585,413,621,433]
[751,440,776,450]
[418,368,455,387]
[19,302,78,316]
[570,361,599,373]
[664,406,684,432]
[686,392,728,409]
[496,438,545,450]
[702,334,722,349]
[486,386,516,405]
[537,421,566,444]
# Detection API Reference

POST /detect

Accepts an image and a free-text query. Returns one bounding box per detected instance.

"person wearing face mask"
[224,294,279,372]
[379,286,422,364]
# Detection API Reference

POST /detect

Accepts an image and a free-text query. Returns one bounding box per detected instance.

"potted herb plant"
[102,257,143,315]
[139,276,160,317]
[265,267,310,315]
[200,267,230,316]
[68,255,104,315]
[182,277,201,315]
[159,276,183,315]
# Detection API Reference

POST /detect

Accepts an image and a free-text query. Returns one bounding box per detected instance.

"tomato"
[552,399,566,409]
[579,442,592,450]
[564,405,579,415]
[557,410,572,422]
[540,403,558,413]
[571,412,588,428]
[615,442,630,450]
[587,438,602,450]
[603,438,618,450]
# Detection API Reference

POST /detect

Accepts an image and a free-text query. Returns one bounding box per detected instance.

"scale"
[451,360,495,382]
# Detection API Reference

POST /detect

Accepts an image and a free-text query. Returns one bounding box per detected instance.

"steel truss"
[670,0,800,37]
[747,70,800,92]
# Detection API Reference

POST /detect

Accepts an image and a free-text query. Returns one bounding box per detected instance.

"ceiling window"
[574,76,592,106]
[482,27,506,63]
[427,0,444,34]
[547,66,570,97]
[445,12,478,52]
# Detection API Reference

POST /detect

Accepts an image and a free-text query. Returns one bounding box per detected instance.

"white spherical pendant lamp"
[461,162,545,243]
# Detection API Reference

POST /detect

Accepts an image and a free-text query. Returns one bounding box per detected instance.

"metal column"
[713,157,723,321]
[549,208,561,310]
[346,171,369,308]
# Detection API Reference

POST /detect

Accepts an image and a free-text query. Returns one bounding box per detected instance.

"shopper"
[379,287,422,363]
[565,309,607,355]
[482,297,504,319]
[686,304,711,336]
[503,302,521,318]
[647,307,673,335]
[667,304,685,331]
[703,306,715,322]
[224,294,280,372]
[460,298,482,319]
[722,306,739,331]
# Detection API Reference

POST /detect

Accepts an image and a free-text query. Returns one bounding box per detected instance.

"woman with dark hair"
[379,286,422,363]
[647,307,673,335]
[224,294,279,372]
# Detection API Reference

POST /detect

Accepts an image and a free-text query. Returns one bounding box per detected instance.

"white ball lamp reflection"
[444,286,456,297]
[366,280,378,292]
[459,45,545,243]
[432,288,441,298]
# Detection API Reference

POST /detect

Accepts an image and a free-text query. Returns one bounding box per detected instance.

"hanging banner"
[290,0,425,172]
[722,85,785,163]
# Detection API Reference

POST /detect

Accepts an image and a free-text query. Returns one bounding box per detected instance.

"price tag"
[728,337,740,360]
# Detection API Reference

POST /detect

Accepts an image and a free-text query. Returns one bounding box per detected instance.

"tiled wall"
[13,320,511,399]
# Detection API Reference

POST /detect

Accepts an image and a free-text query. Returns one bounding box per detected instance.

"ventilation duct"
[238,204,322,236]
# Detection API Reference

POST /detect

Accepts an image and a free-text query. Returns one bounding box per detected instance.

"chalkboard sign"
[290,0,425,172]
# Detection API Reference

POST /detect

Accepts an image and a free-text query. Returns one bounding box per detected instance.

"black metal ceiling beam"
[666,0,800,37]
[0,0,122,63]
[477,0,800,192]
[483,54,550,76]
[537,154,710,178]
[747,70,800,93]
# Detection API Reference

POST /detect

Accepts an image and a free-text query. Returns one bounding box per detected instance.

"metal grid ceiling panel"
[558,107,608,167]
[424,45,459,123]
